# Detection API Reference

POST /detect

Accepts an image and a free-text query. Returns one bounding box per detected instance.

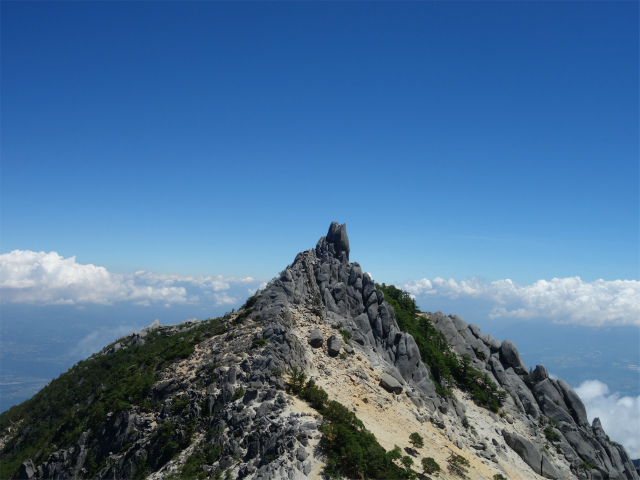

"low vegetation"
[287,367,415,479]
[179,443,224,479]
[544,426,562,442]
[447,453,471,478]
[409,432,424,450]
[421,456,440,476]
[377,284,507,412]
[0,318,227,480]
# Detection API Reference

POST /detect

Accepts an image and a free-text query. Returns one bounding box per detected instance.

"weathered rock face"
[11,317,324,480]
[326,334,342,357]
[250,222,441,409]
[254,222,636,480]
[499,339,528,376]
[6,222,637,480]
[557,379,589,426]
[430,312,638,480]
[503,430,560,479]
[325,221,350,262]
[308,328,323,348]
[380,373,403,394]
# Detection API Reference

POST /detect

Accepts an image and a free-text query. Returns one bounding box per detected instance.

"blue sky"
[1,1,639,455]
[2,1,638,283]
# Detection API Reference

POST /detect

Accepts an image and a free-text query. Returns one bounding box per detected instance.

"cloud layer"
[575,380,640,458]
[0,250,257,307]
[3,250,638,326]
[403,276,640,326]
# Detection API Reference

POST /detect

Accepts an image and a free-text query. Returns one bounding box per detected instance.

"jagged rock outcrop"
[557,379,590,427]
[503,430,561,479]
[3,222,636,480]
[500,340,529,376]
[430,312,637,480]
[7,316,325,480]
[253,222,442,408]
[251,222,636,480]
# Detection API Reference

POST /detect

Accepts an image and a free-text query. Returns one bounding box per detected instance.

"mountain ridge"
[1,222,636,480]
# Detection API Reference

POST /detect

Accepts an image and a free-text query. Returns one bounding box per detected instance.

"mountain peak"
[326,221,350,258]
[1,223,637,480]
[316,221,350,263]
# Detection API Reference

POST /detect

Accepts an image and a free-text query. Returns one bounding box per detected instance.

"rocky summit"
[1,222,637,480]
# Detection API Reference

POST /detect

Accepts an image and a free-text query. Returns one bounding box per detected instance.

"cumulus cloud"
[213,292,238,306]
[0,250,259,307]
[575,380,640,458]
[402,276,640,326]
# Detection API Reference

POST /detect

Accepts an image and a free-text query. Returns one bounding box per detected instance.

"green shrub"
[133,458,148,480]
[287,366,307,395]
[242,296,258,309]
[377,283,507,412]
[409,432,424,449]
[319,406,413,479]
[231,387,245,401]
[234,308,253,324]
[447,454,470,478]
[422,457,440,475]
[544,427,561,442]
[288,376,412,479]
[473,347,486,361]
[401,455,414,470]
[171,397,190,414]
[156,421,180,461]
[339,329,352,344]
[388,446,402,462]
[300,380,329,410]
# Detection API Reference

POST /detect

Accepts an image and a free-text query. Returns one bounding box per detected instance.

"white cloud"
[0,250,155,305]
[575,380,640,458]
[71,325,142,359]
[213,292,237,306]
[0,250,260,307]
[402,276,640,327]
[574,379,611,400]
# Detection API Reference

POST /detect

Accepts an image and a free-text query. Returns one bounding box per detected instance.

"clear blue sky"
[2,1,638,283]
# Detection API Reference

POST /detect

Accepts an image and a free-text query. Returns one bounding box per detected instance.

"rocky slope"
[1,222,637,480]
